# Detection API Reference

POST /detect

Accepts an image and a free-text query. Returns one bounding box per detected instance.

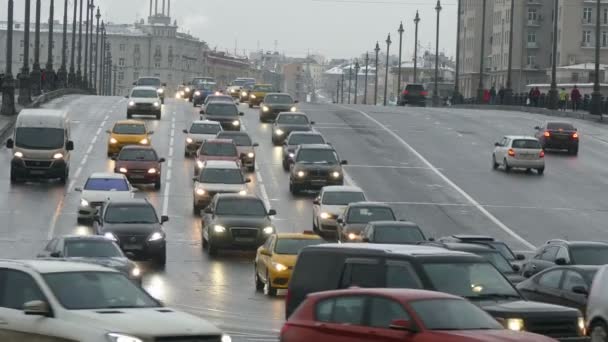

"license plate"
[30,170,45,175]
[123,244,143,250]
[311,179,326,185]
[130,175,145,179]
[235,237,255,243]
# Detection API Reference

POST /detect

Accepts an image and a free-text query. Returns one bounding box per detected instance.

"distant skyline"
[0,0,458,61]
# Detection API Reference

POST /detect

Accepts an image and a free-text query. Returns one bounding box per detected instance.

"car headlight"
[221,335,232,342]
[275,129,284,136]
[119,167,128,173]
[250,94,256,99]
[297,171,306,178]
[232,120,240,126]
[104,232,118,241]
[53,153,64,159]
[139,138,149,145]
[153,102,160,107]
[110,137,118,144]
[215,91,221,95]
[186,87,191,92]
[157,88,164,94]
[288,152,295,158]
[348,233,358,240]
[247,152,254,158]
[147,168,157,174]
[194,91,201,96]
[106,333,143,342]
[196,188,206,196]
[148,232,164,241]
[239,190,247,195]
[214,225,226,233]
[186,137,193,143]
[263,226,274,235]
[320,212,331,219]
[262,106,270,112]
[331,171,341,178]
[506,318,524,331]
[131,267,141,277]
[241,91,247,96]
[128,101,135,107]
[272,261,288,272]
[13,151,23,158]
[196,160,204,169]
[578,316,585,336]
[80,199,89,207]
[290,106,297,112]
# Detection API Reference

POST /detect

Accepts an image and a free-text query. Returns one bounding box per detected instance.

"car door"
[313,296,370,342]
[257,236,275,282]
[527,269,565,305]
[366,296,415,342]
[560,270,589,312]
[495,137,508,161]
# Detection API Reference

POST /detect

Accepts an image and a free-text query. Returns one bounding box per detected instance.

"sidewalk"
[452,103,606,123]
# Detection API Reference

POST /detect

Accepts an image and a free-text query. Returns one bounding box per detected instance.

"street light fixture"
[354,61,360,104]
[413,11,420,83]
[383,33,392,106]
[397,22,404,97]
[591,0,603,116]
[374,42,380,105]
[433,0,442,107]
[476,0,487,104]
[18,0,32,105]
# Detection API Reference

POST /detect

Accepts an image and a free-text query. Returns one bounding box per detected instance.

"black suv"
[521,240,608,278]
[398,83,427,106]
[93,199,168,266]
[289,144,347,194]
[281,132,327,171]
[260,93,298,122]
[287,244,586,341]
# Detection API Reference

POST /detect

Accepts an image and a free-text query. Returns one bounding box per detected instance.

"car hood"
[115,160,159,169]
[64,307,222,337]
[426,330,553,342]
[342,223,367,234]
[197,182,246,193]
[205,114,239,122]
[188,133,217,143]
[275,124,312,133]
[215,215,272,228]
[101,223,161,235]
[319,204,347,216]
[65,257,134,273]
[81,190,133,203]
[130,97,158,104]
[481,300,581,318]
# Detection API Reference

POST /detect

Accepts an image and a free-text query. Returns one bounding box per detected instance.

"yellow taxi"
[254,231,323,296]
[106,120,153,156]
[248,84,275,108]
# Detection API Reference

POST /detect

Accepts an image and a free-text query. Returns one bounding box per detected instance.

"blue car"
[192,82,218,106]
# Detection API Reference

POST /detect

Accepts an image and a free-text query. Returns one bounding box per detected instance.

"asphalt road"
[2,95,608,340]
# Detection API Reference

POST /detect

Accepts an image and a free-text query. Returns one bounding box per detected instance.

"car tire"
[208,238,218,256]
[193,204,200,216]
[504,159,511,173]
[10,169,18,184]
[127,113,132,119]
[184,151,190,158]
[155,251,166,267]
[492,155,498,170]
[290,182,299,195]
[282,160,289,171]
[161,98,165,105]
[569,147,579,156]
[154,179,161,190]
[254,267,264,292]
[312,217,319,233]
[249,103,253,109]
[537,168,545,175]
[590,320,608,342]
[59,168,68,185]
[264,271,278,297]
[156,113,161,120]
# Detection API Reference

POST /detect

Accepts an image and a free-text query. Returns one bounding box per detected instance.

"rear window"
[406,84,424,91]
[201,142,237,156]
[547,122,575,130]
[274,238,323,255]
[288,134,325,146]
[190,123,221,134]
[511,139,540,149]
[373,226,425,244]
[217,133,252,146]
[254,85,274,92]
[113,124,145,135]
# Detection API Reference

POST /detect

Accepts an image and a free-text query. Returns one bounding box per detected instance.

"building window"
[133,72,139,80]
[604,8,608,24]
[118,58,125,66]
[527,55,536,67]
[134,44,140,53]
[603,32,608,47]
[119,44,126,51]
[155,62,161,68]
[584,8,593,23]
[583,30,592,44]
[118,71,124,81]
[528,8,537,22]
[527,31,536,43]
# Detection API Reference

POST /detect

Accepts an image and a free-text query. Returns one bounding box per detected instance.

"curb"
[451,104,606,124]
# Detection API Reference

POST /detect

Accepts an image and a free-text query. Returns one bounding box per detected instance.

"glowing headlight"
[119,167,128,173]
[348,233,357,240]
[232,120,240,126]
[290,106,297,112]
[153,102,160,107]
[13,151,23,158]
[273,262,288,272]
[263,226,274,235]
[241,91,247,96]
[506,318,524,332]
[247,152,254,158]
[186,137,193,143]
[275,129,284,136]
[131,267,141,277]
[147,168,157,174]
[239,190,247,195]
[231,89,237,93]
[196,188,206,196]
[297,171,306,178]
[157,88,164,94]
[215,91,221,95]
[578,317,585,335]
[139,138,149,145]
[53,153,64,159]
[110,138,118,144]
[106,333,143,342]
[214,225,226,233]
[262,106,270,112]
[148,232,164,241]
[320,212,331,219]
[128,101,135,107]
[194,91,201,96]
[288,153,295,158]
[221,335,232,342]
[104,232,118,241]
[196,160,204,169]
[250,94,256,99]
[331,171,341,178]
[80,199,90,207]
[186,87,191,92]
[175,94,182,99]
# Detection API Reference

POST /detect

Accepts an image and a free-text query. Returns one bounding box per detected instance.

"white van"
[6,109,73,184]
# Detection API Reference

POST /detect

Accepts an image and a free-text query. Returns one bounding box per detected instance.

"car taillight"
[508,149,515,156]
[420,91,428,96]
[402,90,409,95]
[573,132,579,139]
[544,131,551,137]
[540,150,545,158]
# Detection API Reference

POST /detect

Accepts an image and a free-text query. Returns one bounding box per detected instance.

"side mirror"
[5,138,14,148]
[428,237,436,242]
[253,143,259,147]
[200,110,205,114]
[132,82,137,86]
[204,207,213,214]
[534,126,541,130]
[110,156,117,161]
[362,237,370,243]
[239,112,245,116]
[260,248,272,256]
[49,251,62,258]
[125,251,136,259]
[105,129,111,134]
[245,178,252,183]
[312,198,320,205]
[192,177,198,181]
[23,300,51,317]
[294,100,299,104]
[572,285,589,295]
[159,158,166,163]
[555,258,568,265]
[162,83,167,87]
[66,141,74,151]
[494,142,500,147]
[268,209,277,216]
[340,160,348,165]
[389,319,416,332]
[148,130,155,135]
[512,264,521,272]
[124,95,129,98]
[337,218,344,224]
[310,121,315,125]
[74,187,83,192]
[160,215,169,223]
[516,254,526,261]
[182,129,188,134]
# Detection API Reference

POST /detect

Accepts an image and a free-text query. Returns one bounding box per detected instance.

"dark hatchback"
[535,122,579,155]
[289,144,347,194]
[281,132,327,171]
[336,202,397,242]
[398,83,428,106]
[94,199,168,266]
[286,244,586,341]
[272,113,314,145]
[113,145,165,190]
[260,93,298,122]
[203,102,244,131]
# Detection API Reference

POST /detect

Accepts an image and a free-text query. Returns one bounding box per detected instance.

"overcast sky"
[1,0,458,60]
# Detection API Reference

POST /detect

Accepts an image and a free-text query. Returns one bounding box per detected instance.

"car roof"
[192,120,221,125]
[207,95,232,99]
[202,160,241,169]
[216,193,262,201]
[310,288,461,301]
[322,185,364,193]
[369,221,419,227]
[114,119,145,125]
[277,112,307,117]
[504,135,538,140]
[305,243,478,258]
[61,235,116,242]
[266,92,292,96]
[288,131,323,136]
[277,233,323,240]
[204,139,235,144]
[120,145,155,151]
[138,76,160,80]
[298,144,334,150]
[254,84,272,86]
[0,259,119,274]
[131,86,157,91]
[217,131,250,136]
[87,172,126,179]
[348,201,393,208]
[206,101,236,106]
[446,234,496,242]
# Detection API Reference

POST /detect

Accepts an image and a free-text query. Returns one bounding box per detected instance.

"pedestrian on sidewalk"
[532,87,541,107]
[559,88,568,111]
[498,86,505,104]
[490,85,497,105]
[571,85,581,112]
[483,88,491,104]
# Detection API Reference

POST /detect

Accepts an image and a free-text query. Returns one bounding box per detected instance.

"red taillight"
[508,149,515,156]
[573,132,579,139]
[540,150,545,158]
[402,90,409,95]
[543,131,551,137]
[420,91,428,96]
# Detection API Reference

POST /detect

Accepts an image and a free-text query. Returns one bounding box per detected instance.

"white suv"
[0,259,230,342]
[492,136,545,175]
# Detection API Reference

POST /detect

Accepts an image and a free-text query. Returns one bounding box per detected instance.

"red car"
[113,145,165,190]
[194,139,240,176]
[281,288,557,342]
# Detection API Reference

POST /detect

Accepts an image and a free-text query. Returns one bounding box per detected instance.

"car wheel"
[282,159,289,171]
[503,159,511,173]
[161,98,165,105]
[492,155,498,170]
[254,267,264,291]
[193,204,200,216]
[201,231,208,249]
[207,238,218,256]
[156,113,161,120]
[537,168,545,175]
[569,147,579,156]
[59,168,68,185]
[10,169,18,184]
[184,151,190,158]
[591,321,608,342]
[127,113,132,119]
[264,271,278,297]
[259,115,264,123]
[155,251,166,267]
[249,103,253,109]
[154,179,161,190]
[312,216,319,233]
[290,182,299,195]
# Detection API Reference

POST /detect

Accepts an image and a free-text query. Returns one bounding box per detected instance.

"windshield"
[205,96,233,104]
[571,246,608,265]
[296,149,338,164]
[423,262,519,299]
[131,89,158,98]
[190,123,221,134]
[347,207,395,224]
[265,95,294,104]
[196,83,215,91]
[112,124,145,135]
[44,272,159,310]
[118,149,157,161]
[322,191,366,205]
[206,104,238,116]
[476,251,514,273]
[512,139,541,149]
[411,299,502,331]
[215,198,267,216]
[487,242,516,260]
[547,122,575,130]
[217,133,252,146]
[277,114,309,125]
[64,240,123,258]
[274,238,323,254]
[231,80,247,86]
[136,78,161,87]
[200,168,244,184]
[201,142,237,156]
[192,78,214,85]
[373,226,425,244]
[104,205,158,224]
[84,178,129,191]
[288,134,325,146]
[253,85,274,92]
[15,127,64,150]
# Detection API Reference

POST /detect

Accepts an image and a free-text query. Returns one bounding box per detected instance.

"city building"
[283,63,305,101]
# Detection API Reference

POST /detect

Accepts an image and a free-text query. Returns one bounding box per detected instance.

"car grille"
[115,233,148,244]
[129,169,147,174]
[309,169,329,177]
[155,336,222,342]
[24,160,52,168]
[230,227,259,239]
[136,103,153,107]
[525,317,579,338]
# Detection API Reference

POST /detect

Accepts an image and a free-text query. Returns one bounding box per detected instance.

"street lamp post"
[94,8,101,94]
[89,1,95,89]
[113,65,117,96]
[383,33,391,106]
[476,0,487,104]
[363,52,369,104]
[591,0,602,116]
[45,0,56,91]
[106,49,112,95]
[547,0,559,110]
[347,64,352,104]
[340,71,344,104]
[83,0,90,89]
[1,0,16,115]
[433,1,442,107]
[354,61,360,104]
[374,42,380,105]
[413,11,420,83]
[336,80,340,103]
[68,0,77,87]
[504,0,515,105]
[453,0,462,104]
[76,0,84,87]
[31,0,42,96]
[397,22,404,97]
[18,0,32,106]
[99,22,105,94]
[57,0,69,88]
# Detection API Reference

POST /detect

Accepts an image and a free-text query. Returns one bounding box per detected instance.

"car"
[272,112,315,145]
[259,93,298,122]
[254,231,323,296]
[492,135,545,175]
[192,82,218,106]
[282,132,327,171]
[227,78,256,99]
[422,241,525,284]
[0,259,229,341]
[192,160,251,213]
[517,265,599,313]
[194,139,240,176]
[113,145,165,190]
[75,172,135,223]
[175,84,187,99]
[126,86,162,119]
[585,265,608,339]
[133,76,166,103]
[216,131,259,172]
[183,120,223,157]
[535,121,579,155]
[94,199,168,266]
[336,202,397,242]
[438,234,527,267]
[37,235,143,284]
[239,83,255,102]
[289,144,347,194]
[282,288,558,342]
[201,194,276,256]
[201,102,244,131]
[361,221,427,245]
[106,120,153,157]
[398,83,428,106]
[200,94,235,114]
[312,186,367,234]
[286,244,586,341]
[248,84,275,108]
[521,240,608,278]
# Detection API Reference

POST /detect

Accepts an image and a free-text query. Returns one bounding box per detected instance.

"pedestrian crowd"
[478,84,584,112]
